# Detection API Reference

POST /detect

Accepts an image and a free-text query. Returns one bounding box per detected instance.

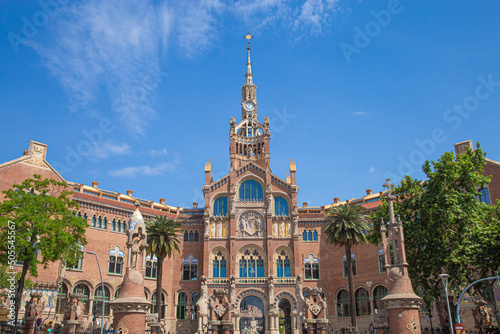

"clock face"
[243,101,255,111]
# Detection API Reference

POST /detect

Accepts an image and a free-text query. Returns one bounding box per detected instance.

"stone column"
[380,179,422,334]
[110,206,151,334]
[111,267,151,334]
[23,291,44,334]
[62,292,84,334]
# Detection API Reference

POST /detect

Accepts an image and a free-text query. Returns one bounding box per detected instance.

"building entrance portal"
[240,296,265,334]
[278,299,292,334]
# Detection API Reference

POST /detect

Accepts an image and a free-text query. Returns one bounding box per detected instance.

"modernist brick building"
[1,44,499,334]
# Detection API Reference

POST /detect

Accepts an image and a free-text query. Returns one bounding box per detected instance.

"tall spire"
[241,32,257,120]
[245,33,253,85]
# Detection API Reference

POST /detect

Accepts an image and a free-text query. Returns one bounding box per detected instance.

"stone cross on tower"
[380,178,422,334]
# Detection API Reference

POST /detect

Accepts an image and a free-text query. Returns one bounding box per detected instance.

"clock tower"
[229,34,271,170]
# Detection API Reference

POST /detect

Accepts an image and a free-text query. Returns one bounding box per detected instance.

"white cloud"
[369,166,375,173]
[351,111,369,116]
[149,148,168,156]
[109,160,179,177]
[293,0,340,35]
[175,0,223,58]
[24,0,343,135]
[25,0,173,135]
[90,140,131,160]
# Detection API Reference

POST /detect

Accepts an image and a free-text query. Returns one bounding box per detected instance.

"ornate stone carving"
[310,303,321,316]
[115,322,129,334]
[90,278,99,288]
[237,211,265,238]
[214,304,227,317]
[406,318,420,334]
[145,313,158,323]
[382,298,421,309]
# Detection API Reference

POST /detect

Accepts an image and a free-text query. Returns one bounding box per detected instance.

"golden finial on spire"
[245,32,253,49]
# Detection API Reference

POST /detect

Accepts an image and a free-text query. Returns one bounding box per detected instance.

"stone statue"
[211,222,216,238]
[217,221,222,238]
[286,222,291,237]
[279,222,285,238]
[473,301,494,327]
[225,221,229,237]
[230,276,236,303]
[204,218,210,237]
[130,234,144,270]
[230,117,236,136]
[264,117,270,136]
[273,223,278,237]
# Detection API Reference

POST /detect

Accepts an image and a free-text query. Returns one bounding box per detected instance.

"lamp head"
[439,273,449,286]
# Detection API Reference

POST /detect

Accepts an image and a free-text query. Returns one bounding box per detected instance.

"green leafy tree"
[325,203,371,329]
[369,143,500,326]
[0,174,87,329]
[146,216,182,320]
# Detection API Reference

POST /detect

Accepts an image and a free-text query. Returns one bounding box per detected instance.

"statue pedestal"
[22,316,36,334]
[62,320,82,334]
[382,275,422,334]
[111,268,151,334]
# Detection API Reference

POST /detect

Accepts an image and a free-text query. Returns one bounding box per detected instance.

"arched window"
[94,286,111,316]
[108,247,124,275]
[212,251,227,278]
[189,231,194,242]
[111,219,116,232]
[152,291,166,319]
[313,230,318,241]
[177,292,188,320]
[73,284,90,314]
[373,285,387,310]
[183,231,189,242]
[191,292,200,320]
[238,249,265,278]
[182,255,198,281]
[337,290,350,317]
[194,230,199,242]
[213,197,228,216]
[274,196,289,216]
[55,283,68,314]
[304,254,319,280]
[146,255,158,279]
[355,288,371,316]
[91,215,96,228]
[276,250,291,278]
[239,180,263,201]
[307,230,312,241]
[302,230,307,241]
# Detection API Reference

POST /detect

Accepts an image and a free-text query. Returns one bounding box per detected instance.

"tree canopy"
[369,144,500,309]
[0,174,88,325]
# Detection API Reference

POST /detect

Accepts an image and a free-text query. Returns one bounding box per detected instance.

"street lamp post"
[439,273,454,334]
[86,251,105,334]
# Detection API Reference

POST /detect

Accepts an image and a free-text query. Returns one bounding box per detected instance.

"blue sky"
[1,0,499,208]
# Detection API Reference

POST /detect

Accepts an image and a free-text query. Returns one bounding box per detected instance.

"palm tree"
[324,203,370,330]
[146,215,182,321]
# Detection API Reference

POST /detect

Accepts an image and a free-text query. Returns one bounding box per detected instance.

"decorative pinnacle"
[244,32,253,85]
